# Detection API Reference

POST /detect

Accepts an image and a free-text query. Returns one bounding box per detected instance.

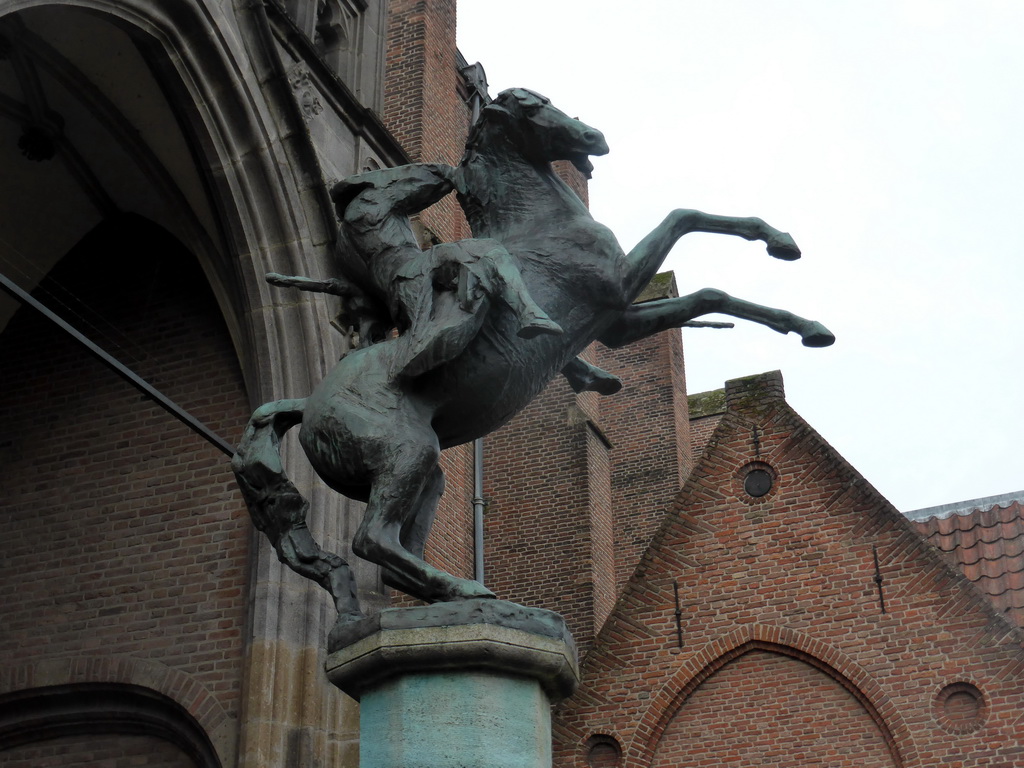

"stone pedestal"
[325,599,579,768]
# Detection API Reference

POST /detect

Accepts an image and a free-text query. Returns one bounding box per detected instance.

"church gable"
[554,371,1024,768]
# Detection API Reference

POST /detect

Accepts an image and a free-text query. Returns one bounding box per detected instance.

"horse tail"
[232,399,360,619]
[232,399,305,530]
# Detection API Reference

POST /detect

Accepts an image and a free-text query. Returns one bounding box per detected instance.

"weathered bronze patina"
[232,89,834,638]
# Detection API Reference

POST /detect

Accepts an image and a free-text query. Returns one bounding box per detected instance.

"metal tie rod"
[0,270,236,457]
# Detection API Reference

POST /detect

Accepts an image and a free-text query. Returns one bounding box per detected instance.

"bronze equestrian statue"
[232,89,834,638]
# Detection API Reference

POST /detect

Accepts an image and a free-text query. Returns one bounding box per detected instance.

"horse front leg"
[621,209,801,301]
[599,289,835,349]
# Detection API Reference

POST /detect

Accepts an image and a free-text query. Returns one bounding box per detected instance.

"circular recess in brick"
[744,469,773,497]
[583,734,621,768]
[736,461,777,501]
[935,682,986,733]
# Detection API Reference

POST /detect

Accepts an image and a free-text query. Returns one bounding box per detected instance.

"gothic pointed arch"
[0,0,341,399]
[627,625,915,768]
[0,4,361,765]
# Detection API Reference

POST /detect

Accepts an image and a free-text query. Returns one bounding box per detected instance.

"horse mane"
[462,88,549,159]
[459,89,554,230]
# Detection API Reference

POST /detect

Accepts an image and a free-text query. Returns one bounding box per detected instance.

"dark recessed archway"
[0,683,222,768]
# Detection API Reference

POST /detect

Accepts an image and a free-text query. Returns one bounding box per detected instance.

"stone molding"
[326,600,580,701]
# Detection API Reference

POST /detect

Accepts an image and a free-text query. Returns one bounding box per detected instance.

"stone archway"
[0,0,345,391]
[0,3,372,765]
[0,682,222,768]
[0,5,227,333]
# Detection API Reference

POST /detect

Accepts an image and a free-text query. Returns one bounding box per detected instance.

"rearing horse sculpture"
[232,88,834,636]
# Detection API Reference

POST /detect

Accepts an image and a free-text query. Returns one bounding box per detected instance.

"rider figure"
[271,162,622,393]
[333,164,562,374]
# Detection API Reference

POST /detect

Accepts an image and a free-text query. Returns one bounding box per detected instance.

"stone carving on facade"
[315,0,362,82]
[315,0,356,53]
[288,64,323,119]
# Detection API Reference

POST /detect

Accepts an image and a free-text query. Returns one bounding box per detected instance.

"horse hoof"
[327,610,369,653]
[801,322,836,347]
[592,373,623,396]
[383,568,497,603]
[449,579,497,601]
[767,232,801,261]
[432,577,496,602]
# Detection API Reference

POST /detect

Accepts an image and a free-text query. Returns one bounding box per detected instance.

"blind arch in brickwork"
[626,624,914,768]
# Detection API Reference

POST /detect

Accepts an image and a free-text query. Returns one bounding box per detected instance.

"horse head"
[466,88,609,177]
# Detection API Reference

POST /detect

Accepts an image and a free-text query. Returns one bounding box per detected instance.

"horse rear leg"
[379,465,458,597]
[353,439,494,603]
[622,209,802,301]
[232,399,361,619]
[599,289,835,349]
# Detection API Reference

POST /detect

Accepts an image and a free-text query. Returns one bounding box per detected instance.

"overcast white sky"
[457,0,1023,513]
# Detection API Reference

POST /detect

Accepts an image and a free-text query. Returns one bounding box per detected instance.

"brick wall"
[479,316,691,651]
[1,734,193,768]
[481,377,615,649]
[596,277,690,592]
[0,218,250,760]
[650,650,897,767]
[383,0,469,245]
[553,160,590,208]
[687,393,725,462]
[430,441,477,582]
[552,371,1024,768]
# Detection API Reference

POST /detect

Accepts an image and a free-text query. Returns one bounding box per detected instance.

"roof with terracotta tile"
[907,492,1024,627]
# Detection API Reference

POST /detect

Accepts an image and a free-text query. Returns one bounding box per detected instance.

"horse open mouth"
[570,154,594,177]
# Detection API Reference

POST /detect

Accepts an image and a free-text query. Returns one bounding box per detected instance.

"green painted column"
[326,600,578,768]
